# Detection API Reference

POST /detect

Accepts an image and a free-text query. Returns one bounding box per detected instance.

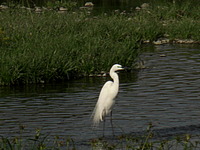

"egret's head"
[111,64,124,72]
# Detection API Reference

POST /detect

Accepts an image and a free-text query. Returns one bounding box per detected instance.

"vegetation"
[1,1,199,149]
[142,1,200,40]
[0,10,140,85]
[0,128,76,150]
[0,1,200,85]
[1,125,200,149]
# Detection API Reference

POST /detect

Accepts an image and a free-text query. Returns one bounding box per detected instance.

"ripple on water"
[0,44,200,144]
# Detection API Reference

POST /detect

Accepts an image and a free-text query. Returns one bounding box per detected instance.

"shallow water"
[1,44,200,147]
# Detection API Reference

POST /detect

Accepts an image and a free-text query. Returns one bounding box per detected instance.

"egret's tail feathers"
[91,105,104,127]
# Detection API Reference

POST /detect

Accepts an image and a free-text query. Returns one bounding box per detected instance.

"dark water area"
[0,0,147,13]
[0,0,197,12]
[1,44,200,148]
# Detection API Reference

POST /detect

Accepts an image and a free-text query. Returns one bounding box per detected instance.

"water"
[0,0,150,9]
[1,44,200,147]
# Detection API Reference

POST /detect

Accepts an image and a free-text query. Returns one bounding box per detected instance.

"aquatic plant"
[0,1,200,85]
[0,9,140,85]
[89,124,200,150]
[1,124,200,149]
[135,0,200,41]
[0,128,76,150]
[0,28,10,46]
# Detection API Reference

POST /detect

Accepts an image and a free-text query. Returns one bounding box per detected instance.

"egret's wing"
[98,81,113,104]
[92,81,113,126]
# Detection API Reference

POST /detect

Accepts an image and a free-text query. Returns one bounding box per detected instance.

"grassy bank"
[0,1,200,85]
[0,10,141,85]
[140,1,200,41]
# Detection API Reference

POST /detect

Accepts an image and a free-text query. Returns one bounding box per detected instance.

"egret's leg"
[110,111,115,136]
[103,118,105,137]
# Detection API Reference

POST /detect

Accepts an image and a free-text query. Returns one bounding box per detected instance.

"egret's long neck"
[110,71,119,85]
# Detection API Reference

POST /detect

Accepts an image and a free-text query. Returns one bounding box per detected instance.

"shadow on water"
[1,44,200,149]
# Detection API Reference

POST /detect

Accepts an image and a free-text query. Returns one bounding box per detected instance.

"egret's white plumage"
[92,64,123,127]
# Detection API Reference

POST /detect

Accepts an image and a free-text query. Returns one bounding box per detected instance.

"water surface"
[1,44,200,146]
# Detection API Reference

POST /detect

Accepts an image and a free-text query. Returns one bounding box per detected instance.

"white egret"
[92,64,124,136]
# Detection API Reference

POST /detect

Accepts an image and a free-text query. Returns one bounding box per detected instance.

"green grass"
[0,10,140,85]
[135,0,200,40]
[0,1,200,85]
